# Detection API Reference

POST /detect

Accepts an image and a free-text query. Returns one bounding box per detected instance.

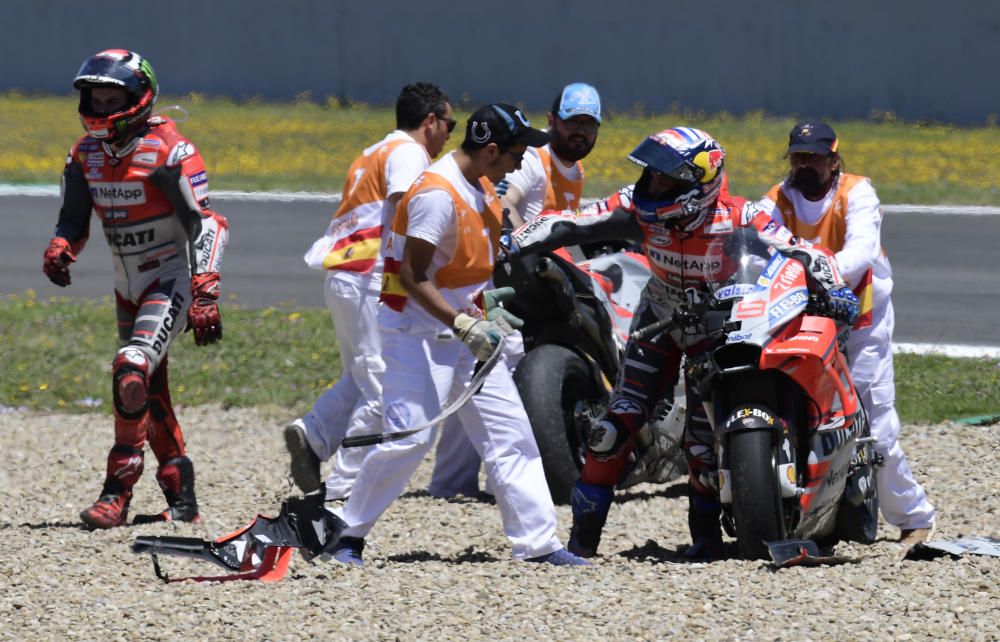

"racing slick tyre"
[513,344,606,505]
[728,428,787,560]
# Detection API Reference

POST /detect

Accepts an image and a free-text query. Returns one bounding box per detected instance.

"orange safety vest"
[765,173,876,328]
[314,138,415,273]
[537,146,585,211]
[380,171,504,312]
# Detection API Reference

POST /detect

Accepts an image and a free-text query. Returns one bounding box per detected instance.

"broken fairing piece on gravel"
[130,495,345,582]
[766,539,860,568]
[905,536,1000,561]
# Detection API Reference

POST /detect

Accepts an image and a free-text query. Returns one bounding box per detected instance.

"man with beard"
[499,82,602,225]
[758,121,936,548]
[426,84,602,499]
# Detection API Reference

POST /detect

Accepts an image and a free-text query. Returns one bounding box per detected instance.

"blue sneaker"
[328,536,365,566]
[526,548,592,566]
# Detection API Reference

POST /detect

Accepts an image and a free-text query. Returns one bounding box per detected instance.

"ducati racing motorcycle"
[685,228,881,560]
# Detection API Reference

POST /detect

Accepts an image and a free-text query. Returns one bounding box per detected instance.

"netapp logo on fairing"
[89,182,147,207]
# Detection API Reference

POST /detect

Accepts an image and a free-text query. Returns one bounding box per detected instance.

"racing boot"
[80,445,144,530]
[567,481,614,558]
[133,456,200,524]
[684,491,725,561]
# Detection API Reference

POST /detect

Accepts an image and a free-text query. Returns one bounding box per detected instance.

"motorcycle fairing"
[726,253,809,346]
[760,314,860,430]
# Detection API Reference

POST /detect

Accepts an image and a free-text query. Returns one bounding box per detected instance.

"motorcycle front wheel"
[728,428,787,560]
[513,344,605,505]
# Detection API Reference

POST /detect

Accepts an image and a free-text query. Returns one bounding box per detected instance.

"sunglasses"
[437,113,457,133]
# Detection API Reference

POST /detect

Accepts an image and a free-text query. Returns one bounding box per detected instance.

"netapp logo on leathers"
[89,182,147,207]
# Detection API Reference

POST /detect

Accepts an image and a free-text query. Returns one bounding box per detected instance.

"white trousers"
[336,327,561,559]
[848,283,935,530]
[302,272,384,499]
[428,332,525,497]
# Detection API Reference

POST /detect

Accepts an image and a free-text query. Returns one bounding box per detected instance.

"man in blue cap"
[499,82,602,225]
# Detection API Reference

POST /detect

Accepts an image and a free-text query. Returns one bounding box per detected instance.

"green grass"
[3,294,998,423]
[895,353,1000,423]
[3,92,1000,204]
[1,293,340,416]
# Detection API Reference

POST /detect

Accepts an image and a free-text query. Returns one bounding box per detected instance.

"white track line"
[5,184,1000,213]
[5,185,999,358]
[893,343,1000,359]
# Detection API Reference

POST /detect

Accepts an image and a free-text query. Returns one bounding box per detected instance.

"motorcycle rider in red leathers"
[43,50,229,529]
[506,127,859,559]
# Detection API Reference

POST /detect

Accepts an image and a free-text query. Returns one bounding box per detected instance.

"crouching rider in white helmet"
[505,127,859,559]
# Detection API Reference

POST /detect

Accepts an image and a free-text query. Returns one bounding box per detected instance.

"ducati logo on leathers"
[105,228,156,247]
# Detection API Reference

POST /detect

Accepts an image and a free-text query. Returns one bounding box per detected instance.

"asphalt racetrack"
[3,193,999,347]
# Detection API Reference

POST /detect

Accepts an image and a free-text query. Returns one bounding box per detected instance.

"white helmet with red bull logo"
[627,127,725,226]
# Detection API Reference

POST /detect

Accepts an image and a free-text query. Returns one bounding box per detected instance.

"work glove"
[188,272,223,346]
[43,237,76,287]
[482,286,524,329]
[826,286,860,325]
[454,312,514,361]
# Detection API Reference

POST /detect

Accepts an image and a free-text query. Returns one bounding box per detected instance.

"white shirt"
[758,178,891,287]
[382,130,430,199]
[383,152,489,333]
[503,144,582,222]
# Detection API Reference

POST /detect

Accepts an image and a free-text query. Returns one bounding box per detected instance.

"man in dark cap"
[759,121,936,548]
[319,104,589,567]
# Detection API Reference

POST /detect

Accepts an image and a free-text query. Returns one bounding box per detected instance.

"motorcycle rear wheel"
[729,428,786,560]
[834,406,880,544]
[513,344,603,505]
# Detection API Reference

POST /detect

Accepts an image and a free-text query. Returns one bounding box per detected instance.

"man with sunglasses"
[428,83,603,499]
[318,104,588,566]
[504,127,859,559]
[287,82,455,503]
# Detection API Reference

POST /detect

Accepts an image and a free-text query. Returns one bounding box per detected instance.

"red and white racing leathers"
[510,184,845,524]
[52,116,228,509]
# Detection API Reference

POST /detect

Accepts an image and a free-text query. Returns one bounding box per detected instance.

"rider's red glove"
[188,272,223,346]
[43,237,77,287]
